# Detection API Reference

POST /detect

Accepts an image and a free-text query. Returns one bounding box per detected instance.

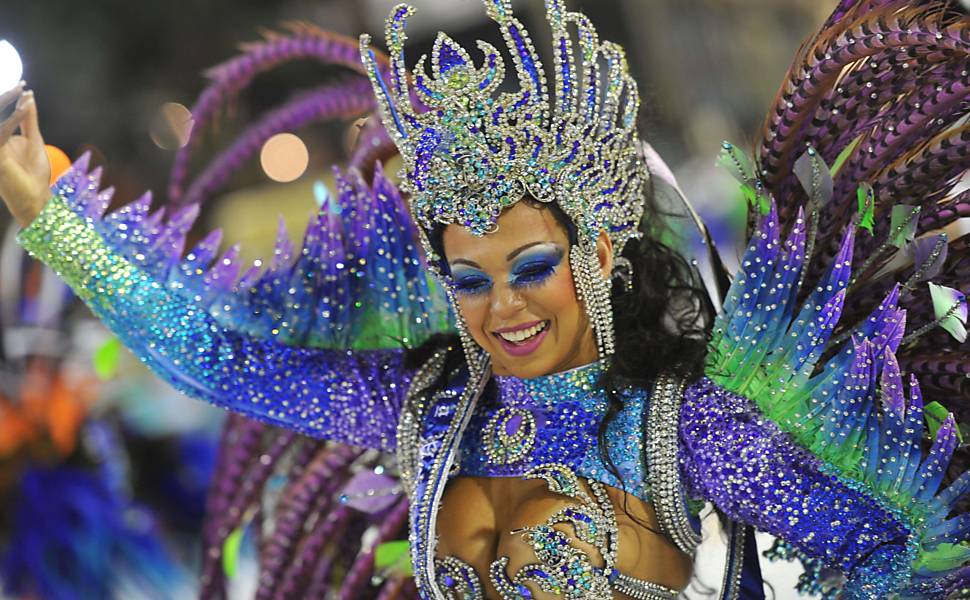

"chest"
[397,365,655,597]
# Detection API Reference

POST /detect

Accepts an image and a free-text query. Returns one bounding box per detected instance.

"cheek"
[456,296,489,338]
[533,267,582,326]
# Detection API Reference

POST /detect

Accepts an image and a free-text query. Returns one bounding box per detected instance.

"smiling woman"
[1,0,970,598]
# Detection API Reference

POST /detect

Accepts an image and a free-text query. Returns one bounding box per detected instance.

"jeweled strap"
[645,372,701,556]
[611,572,679,600]
[397,349,449,497]
[413,362,492,599]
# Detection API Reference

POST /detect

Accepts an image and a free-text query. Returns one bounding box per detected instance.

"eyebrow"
[449,241,558,269]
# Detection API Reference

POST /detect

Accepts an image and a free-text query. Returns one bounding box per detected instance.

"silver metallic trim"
[645,373,702,556]
[718,521,746,600]
[613,572,680,600]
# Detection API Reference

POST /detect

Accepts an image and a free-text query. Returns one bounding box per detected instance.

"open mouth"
[495,320,550,345]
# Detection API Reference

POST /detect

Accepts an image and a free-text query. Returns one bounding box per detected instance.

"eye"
[452,275,492,297]
[511,262,556,288]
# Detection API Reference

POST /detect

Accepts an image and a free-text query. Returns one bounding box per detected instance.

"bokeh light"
[149,102,194,150]
[260,133,309,183]
[0,40,23,95]
[44,145,71,185]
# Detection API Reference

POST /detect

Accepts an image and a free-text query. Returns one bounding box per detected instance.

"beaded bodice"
[456,361,650,500]
[402,359,691,599]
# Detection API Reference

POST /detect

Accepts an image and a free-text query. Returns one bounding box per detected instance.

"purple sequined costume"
[18,174,968,596]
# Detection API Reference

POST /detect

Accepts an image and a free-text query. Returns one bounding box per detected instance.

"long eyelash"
[511,264,556,289]
[452,279,492,297]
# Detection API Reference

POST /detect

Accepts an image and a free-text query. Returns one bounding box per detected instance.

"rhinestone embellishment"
[484,406,538,465]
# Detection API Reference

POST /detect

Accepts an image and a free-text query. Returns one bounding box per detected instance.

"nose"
[490,281,526,320]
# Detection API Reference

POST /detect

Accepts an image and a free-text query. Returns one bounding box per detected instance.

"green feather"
[375,540,413,576]
[913,543,970,573]
[856,184,875,234]
[889,205,920,249]
[925,401,963,444]
[222,526,246,579]
[928,283,968,343]
[830,136,862,176]
[717,141,756,185]
[92,337,122,380]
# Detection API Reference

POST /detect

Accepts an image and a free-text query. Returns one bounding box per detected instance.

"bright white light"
[0,40,23,95]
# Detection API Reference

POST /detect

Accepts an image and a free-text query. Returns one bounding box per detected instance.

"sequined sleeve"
[678,377,916,595]
[17,194,412,451]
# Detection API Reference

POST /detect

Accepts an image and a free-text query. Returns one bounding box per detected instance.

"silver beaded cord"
[570,242,616,359]
[718,521,746,600]
[612,573,680,600]
[396,349,449,496]
[441,280,490,377]
[645,372,702,555]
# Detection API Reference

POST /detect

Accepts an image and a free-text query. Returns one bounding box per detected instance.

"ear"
[595,230,613,279]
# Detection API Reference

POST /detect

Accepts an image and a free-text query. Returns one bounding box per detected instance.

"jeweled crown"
[359,0,647,259]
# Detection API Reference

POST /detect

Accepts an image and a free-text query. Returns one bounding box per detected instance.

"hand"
[0,83,52,228]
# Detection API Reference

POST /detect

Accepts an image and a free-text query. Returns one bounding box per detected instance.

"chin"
[489,348,561,379]
[499,360,549,379]
[484,340,558,380]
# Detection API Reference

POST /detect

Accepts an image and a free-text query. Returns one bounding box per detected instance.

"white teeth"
[498,321,547,343]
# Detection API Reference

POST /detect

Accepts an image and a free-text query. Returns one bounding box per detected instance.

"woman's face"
[442,201,612,378]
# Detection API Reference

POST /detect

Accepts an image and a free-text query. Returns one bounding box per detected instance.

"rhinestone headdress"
[360,0,647,364]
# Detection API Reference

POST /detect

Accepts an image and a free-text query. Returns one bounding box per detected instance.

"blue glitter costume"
[15,0,970,598]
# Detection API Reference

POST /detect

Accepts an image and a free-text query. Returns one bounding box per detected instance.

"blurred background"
[0,1,846,598]
[1,0,842,264]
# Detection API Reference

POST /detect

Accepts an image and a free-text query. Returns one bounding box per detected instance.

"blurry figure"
[0,225,197,599]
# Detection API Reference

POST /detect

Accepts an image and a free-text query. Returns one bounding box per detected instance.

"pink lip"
[493,320,545,334]
[494,321,550,357]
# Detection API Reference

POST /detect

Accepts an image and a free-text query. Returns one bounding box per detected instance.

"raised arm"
[18,190,411,450]
[0,86,452,452]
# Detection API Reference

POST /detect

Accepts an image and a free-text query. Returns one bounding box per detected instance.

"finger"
[18,92,42,145]
[0,104,29,146]
[0,83,26,113]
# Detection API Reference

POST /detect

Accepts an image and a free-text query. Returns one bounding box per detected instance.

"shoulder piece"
[704,3,970,593]
[706,197,969,594]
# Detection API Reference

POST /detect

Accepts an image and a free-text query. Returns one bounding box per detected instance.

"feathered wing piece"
[39,126,432,600]
[49,153,451,353]
[708,1,970,597]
